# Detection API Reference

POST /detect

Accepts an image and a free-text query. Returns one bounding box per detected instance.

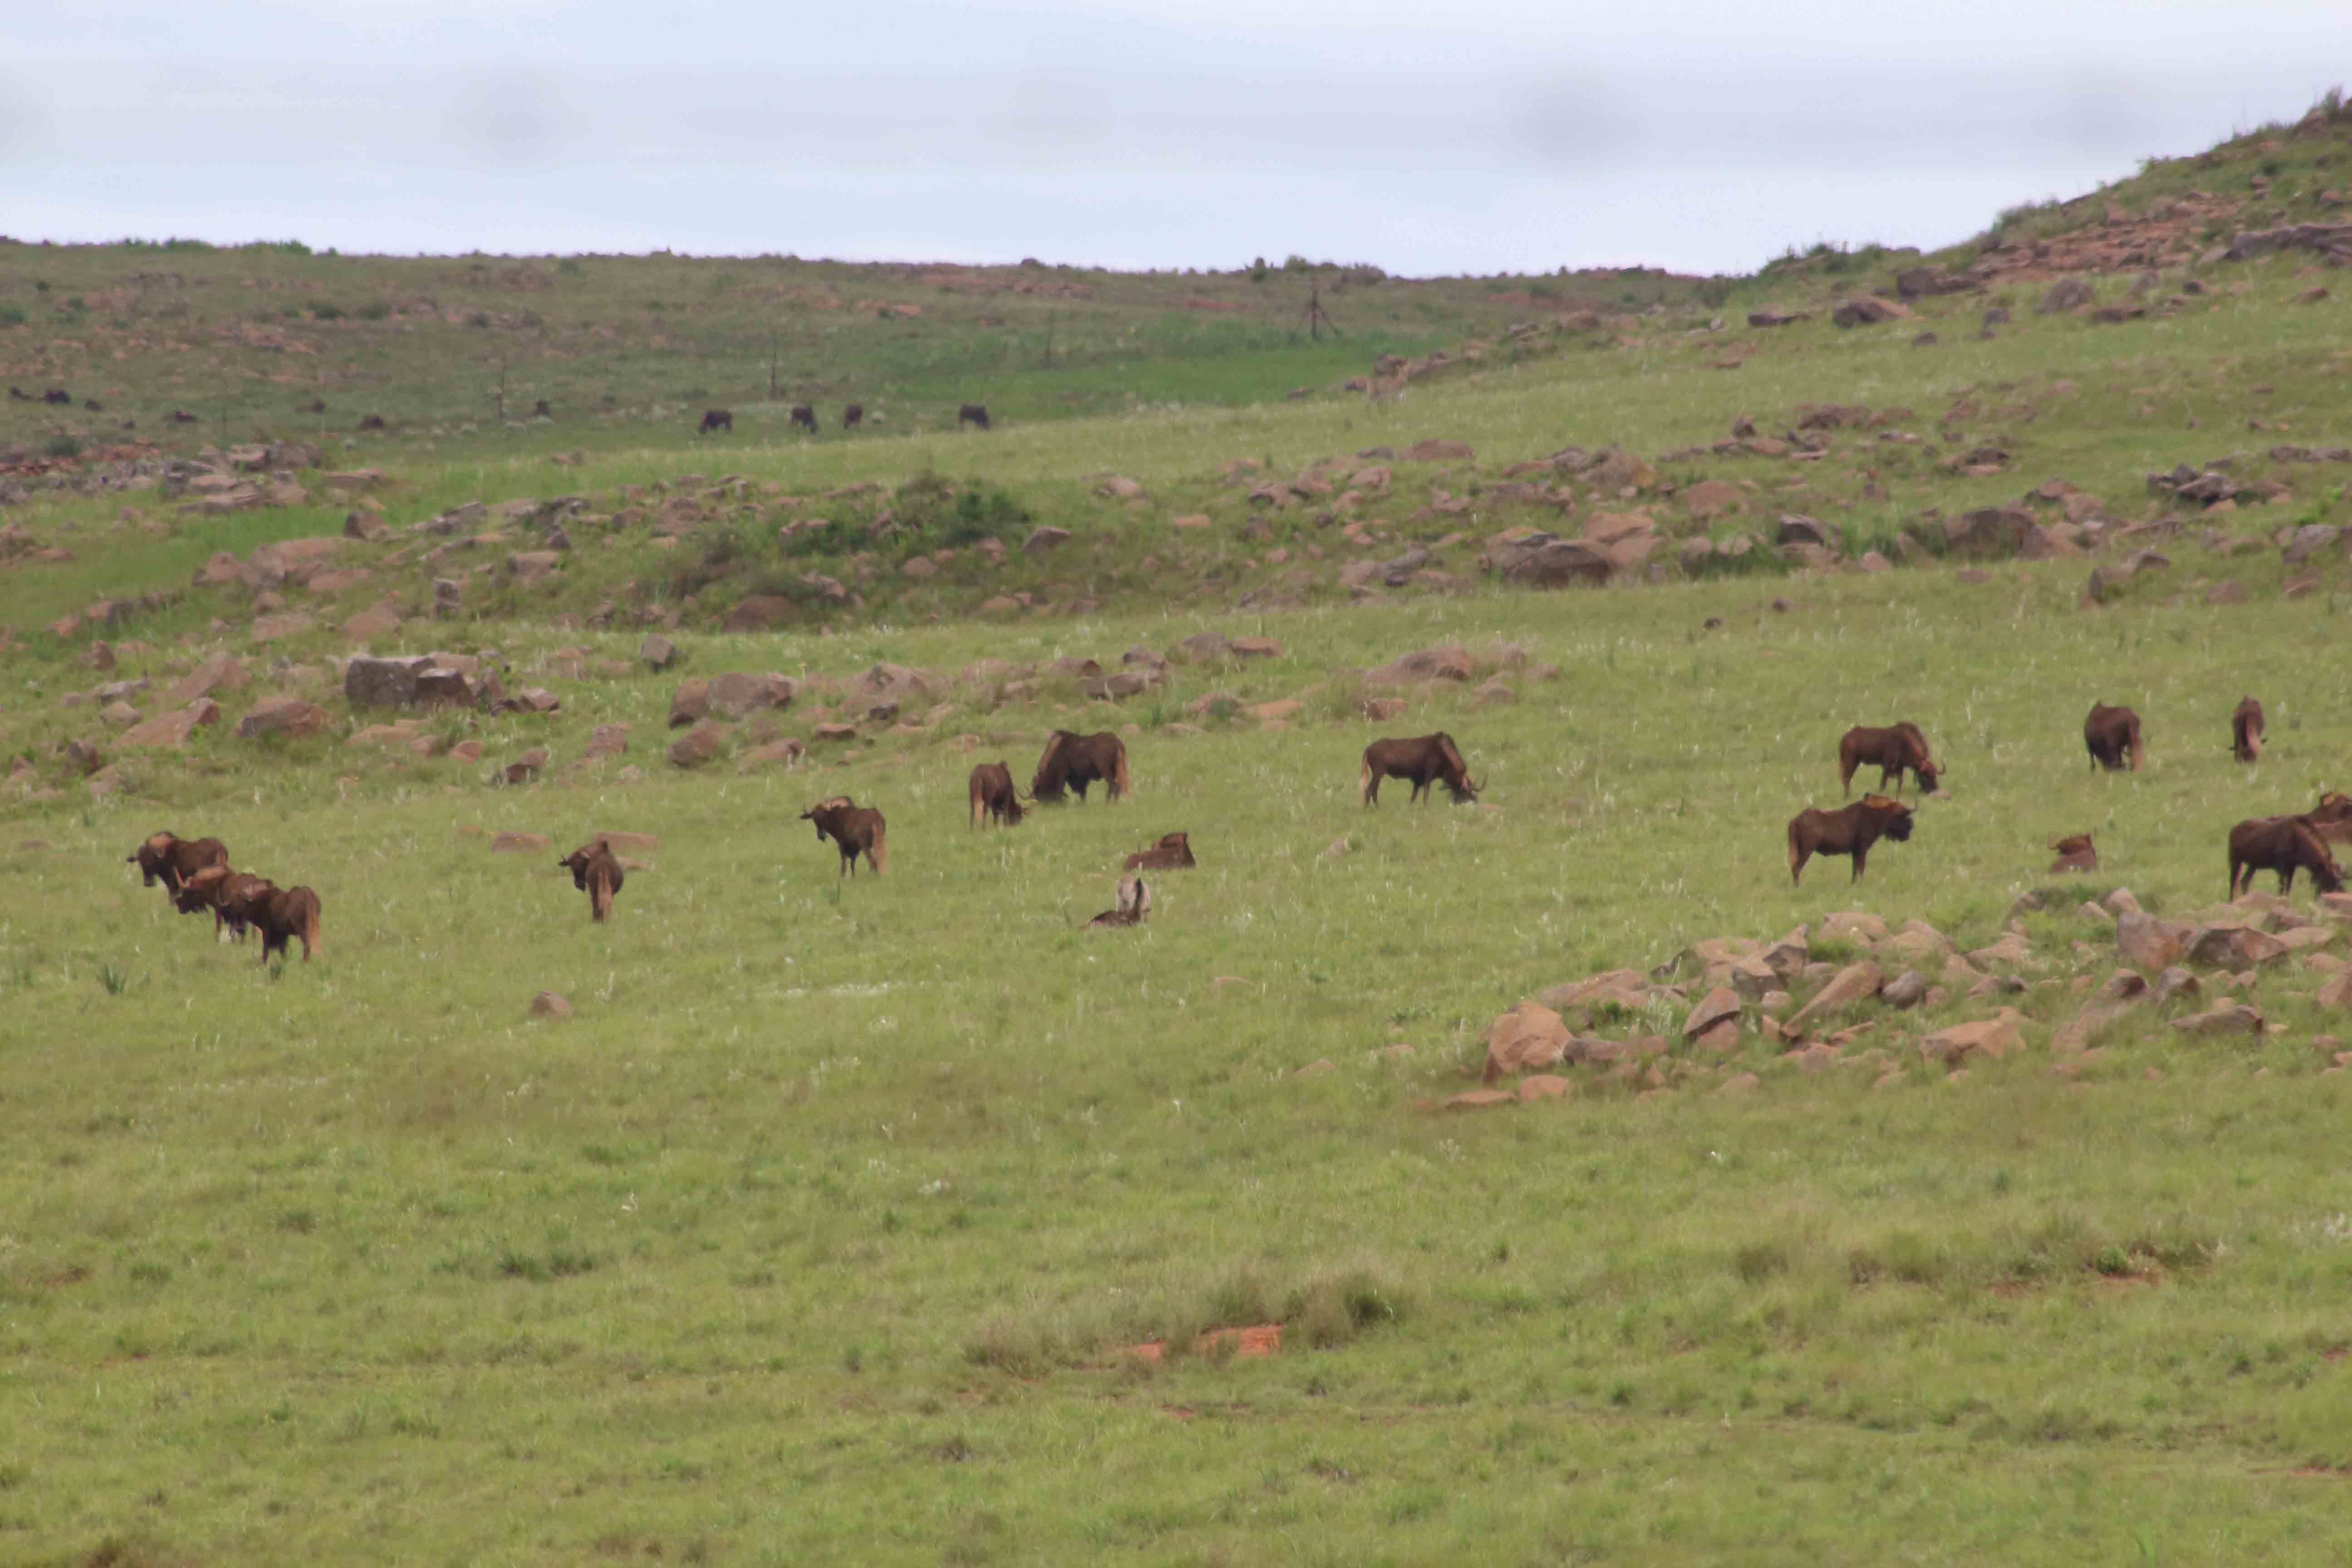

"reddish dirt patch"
[1126,1323,1283,1362]
[1980,191,2244,282]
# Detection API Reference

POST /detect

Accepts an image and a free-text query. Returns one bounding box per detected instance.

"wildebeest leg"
[2278,865,2297,896]
[1850,846,1868,881]
[1363,774,1381,806]
[2228,856,2247,900]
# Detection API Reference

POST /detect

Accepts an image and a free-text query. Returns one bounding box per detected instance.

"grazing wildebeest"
[2085,703,2143,771]
[789,404,817,432]
[558,840,625,922]
[532,399,552,419]
[248,885,323,964]
[1786,794,1915,886]
[358,413,386,430]
[967,762,1026,827]
[83,398,103,412]
[843,403,863,430]
[1122,833,1195,871]
[302,397,326,413]
[42,388,70,405]
[802,796,887,877]
[1359,733,1480,807]
[5,387,27,402]
[1837,722,1942,797]
[1085,874,1150,929]
[957,402,991,430]
[698,409,733,434]
[1031,730,1131,803]
[2230,696,2264,764]
[127,831,228,894]
[2048,833,2098,874]
[2228,813,2345,898]
[167,408,199,423]
[172,865,273,940]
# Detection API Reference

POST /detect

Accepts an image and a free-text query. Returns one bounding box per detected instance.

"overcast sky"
[5,1,2348,276]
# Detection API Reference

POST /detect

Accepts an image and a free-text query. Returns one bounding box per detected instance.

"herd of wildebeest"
[122,694,2349,965]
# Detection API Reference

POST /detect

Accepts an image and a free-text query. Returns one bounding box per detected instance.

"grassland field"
[7,109,2352,1567]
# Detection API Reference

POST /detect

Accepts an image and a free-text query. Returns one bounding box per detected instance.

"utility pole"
[1299,284,1341,342]
[495,354,508,422]
[769,330,780,399]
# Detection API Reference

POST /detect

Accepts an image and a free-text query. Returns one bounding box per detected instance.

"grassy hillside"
[6,98,2352,1566]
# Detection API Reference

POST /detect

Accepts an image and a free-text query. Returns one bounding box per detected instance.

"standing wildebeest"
[532,398,552,419]
[1122,832,1195,871]
[789,403,818,432]
[2048,833,2098,874]
[172,865,273,940]
[1085,874,1150,929]
[802,797,887,877]
[843,403,863,430]
[302,397,326,413]
[358,413,386,430]
[42,388,70,406]
[967,762,1026,827]
[698,409,733,435]
[249,885,323,963]
[167,408,199,423]
[1032,731,1131,803]
[1837,722,1941,797]
[2227,814,2345,898]
[2230,696,2264,764]
[1786,794,1915,886]
[128,831,228,894]
[558,840,625,922]
[2085,703,2144,771]
[957,402,991,430]
[1359,734,1480,807]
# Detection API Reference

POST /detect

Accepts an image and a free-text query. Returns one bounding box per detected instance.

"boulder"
[1830,295,1909,327]
[2186,922,2289,969]
[117,705,208,750]
[233,696,330,739]
[1483,1001,1570,1082]
[1488,531,1620,587]
[736,739,807,772]
[722,595,793,631]
[1681,987,1741,1041]
[488,831,551,854]
[1881,970,1928,1009]
[166,652,248,706]
[2036,278,2095,314]
[345,656,426,709]
[1401,438,1473,462]
[1943,506,2034,558]
[2117,910,2185,973]
[2171,1003,2262,1036]
[666,720,728,768]
[639,634,677,670]
[706,671,797,718]
[1367,644,1472,686]
[1920,1009,2025,1068]
[1172,631,1231,664]
[1784,961,1882,1034]
[1021,526,1071,553]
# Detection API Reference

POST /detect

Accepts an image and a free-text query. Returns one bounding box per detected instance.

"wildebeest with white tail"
[1359,734,1479,806]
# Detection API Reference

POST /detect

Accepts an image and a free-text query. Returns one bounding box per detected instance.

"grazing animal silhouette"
[802,796,887,877]
[1786,795,1916,885]
[967,762,1026,827]
[843,402,863,430]
[358,413,386,430]
[531,398,551,418]
[1085,874,1150,929]
[558,841,625,922]
[2048,833,2098,874]
[127,831,228,894]
[1122,832,1195,871]
[248,885,323,963]
[2230,696,2264,764]
[698,408,733,434]
[171,865,273,939]
[2084,703,2143,771]
[167,408,199,423]
[2227,814,2345,898]
[1031,730,1130,803]
[1359,733,1480,806]
[1837,722,1941,796]
[957,402,991,430]
[789,403,817,432]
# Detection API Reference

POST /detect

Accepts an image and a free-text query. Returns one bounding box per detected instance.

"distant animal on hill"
[2084,703,2143,771]
[532,399,552,419]
[5,387,27,402]
[1359,733,1480,807]
[698,409,733,434]
[957,402,990,430]
[2306,790,2352,843]
[789,404,817,432]
[42,388,70,405]
[1031,730,1130,803]
[1837,722,1941,797]
[1122,832,1195,871]
[967,761,1025,827]
[2230,696,2264,764]
[843,403,863,430]
[82,398,103,412]
[2227,814,2345,899]
[802,796,887,877]
[172,865,273,939]
[248,885,323,963]
[127,831,228,894]
[1786,794,1915,886]
[302,397,325,413]
[1085,874,1150,929]
[358,413,386,431]
[167,409,199,423]
[558,840,625,922]
[2048,833,2098,874]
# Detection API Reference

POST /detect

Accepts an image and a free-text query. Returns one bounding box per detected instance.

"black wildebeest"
[1786,795,1915,886]
[247,885,323,963]
[802,796,887,877]
[1837,722,1941,797]
[843,402,863,430]
[1122,832,1194,871]
[1359,734,1480,806]
[2048,833,2098,874]
[172,865,274,940]
[698,408,733,434]
[2306,790,2352,844]
[128,830,229,894]
[358,413,386,431]
[2085,702,2143,771]
[789,403,818,432]
[558,840,625,922]
[302,397,325,413]
[5,387,28,402]
[532,398,552,419]
[1085,874,1150,929]
[967,762,1026,827]
[957,402,990,430]
[167,408,199,423]
[1032,730,1131,803]
[2227,814,2345,898]
[42,388,70,406]
[2230,696,2264,764]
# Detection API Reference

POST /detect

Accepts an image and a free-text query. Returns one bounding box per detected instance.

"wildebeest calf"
[843,402,863,430]
[698,408,733,434]
[968,762,1026,827]
[2085,702,2143,771]
[1359,733,1480,806]
[2227,814,2345,898]
[2230,696,2264,764]
[957,402,990,430]
[128,830,229,894]
[248,885,323,963]
[558,840,625,922]
[2048,833,2098,874]
[1085,874,1150,929]
[1837,722,1941,796]
[1032,730,1131,803]
[1786,794,1915,885]
[802,796,887,877]
[1122,832,1195,871]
